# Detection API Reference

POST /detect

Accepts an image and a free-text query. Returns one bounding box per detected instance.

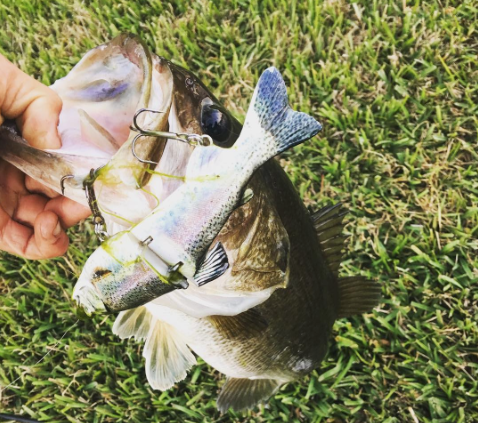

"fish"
[0,34,381,412]
[72,67,322,315]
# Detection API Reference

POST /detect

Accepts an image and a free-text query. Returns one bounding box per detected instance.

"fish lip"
[111,32,152,68]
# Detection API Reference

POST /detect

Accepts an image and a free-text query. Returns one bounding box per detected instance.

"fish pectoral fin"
[112,306,152,341]
[217,377,282,413]
[143,318,196,391]
[337,276,381,318]
[236,188,254,209]
[193,242,229,287]
[311,202,348,278]
[207,308,268,340]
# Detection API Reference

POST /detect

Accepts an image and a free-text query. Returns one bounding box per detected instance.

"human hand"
[0,54,90,259]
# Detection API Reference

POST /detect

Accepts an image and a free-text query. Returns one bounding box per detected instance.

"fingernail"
[53,221,62,237]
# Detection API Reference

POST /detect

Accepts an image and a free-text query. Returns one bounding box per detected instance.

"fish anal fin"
[194,242,229,286]
[217,377,282,413]
[337,276,381,318]
[208,308,268,340]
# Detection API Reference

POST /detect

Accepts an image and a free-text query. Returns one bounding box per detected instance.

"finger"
[25,175,60,198]
[0,160,28,195]
[12,194,49,227]
[0,208,35,257]
[0,161,28,216]
[45,196,91,228]
[30,210,69,259]
[17,95,63,149]
[0,55,63,149]
[0,205,68,260]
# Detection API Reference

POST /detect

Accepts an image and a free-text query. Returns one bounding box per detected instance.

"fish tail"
[243,67,322,155]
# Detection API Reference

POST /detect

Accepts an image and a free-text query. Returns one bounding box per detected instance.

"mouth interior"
[49,36,173,163]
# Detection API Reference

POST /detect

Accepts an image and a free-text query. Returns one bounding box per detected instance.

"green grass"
[1,0,477,422]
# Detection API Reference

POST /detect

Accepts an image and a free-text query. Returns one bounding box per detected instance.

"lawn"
[0,0,477,422]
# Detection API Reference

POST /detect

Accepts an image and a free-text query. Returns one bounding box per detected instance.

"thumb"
[17,94,63,150]
[0,54,63,149]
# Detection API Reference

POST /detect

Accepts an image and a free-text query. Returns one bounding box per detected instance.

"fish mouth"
[60,34,243,227]
[0,34,241,230]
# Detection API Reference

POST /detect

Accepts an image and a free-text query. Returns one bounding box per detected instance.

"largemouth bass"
[0,35,380,412]
[73,67,322,314]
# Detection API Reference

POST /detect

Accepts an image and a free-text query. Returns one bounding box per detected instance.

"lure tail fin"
[243,67,322,155]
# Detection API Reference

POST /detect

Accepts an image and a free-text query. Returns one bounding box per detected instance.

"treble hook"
[130,108,213,165]
[60,174,75,195]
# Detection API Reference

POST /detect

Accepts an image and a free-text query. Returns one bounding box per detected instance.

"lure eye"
[92,269,112,281]
[200,99,233,145]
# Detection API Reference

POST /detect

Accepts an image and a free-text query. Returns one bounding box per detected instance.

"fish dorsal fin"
[194,242,229,286]
[207,308,268,340]
[78,109,120,155]
[113,307,196,390]
[143,318,196,391]
[311,202,348,277]
[217,377,282,413]
[311,204,381,316]
[112,306,152,341]
[337,276,381,318]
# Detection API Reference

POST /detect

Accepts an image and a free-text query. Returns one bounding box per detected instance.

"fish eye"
[200,99,233,146]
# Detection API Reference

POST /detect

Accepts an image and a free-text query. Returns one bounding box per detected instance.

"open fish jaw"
[50,35,145,158]
[0,34,180,232]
